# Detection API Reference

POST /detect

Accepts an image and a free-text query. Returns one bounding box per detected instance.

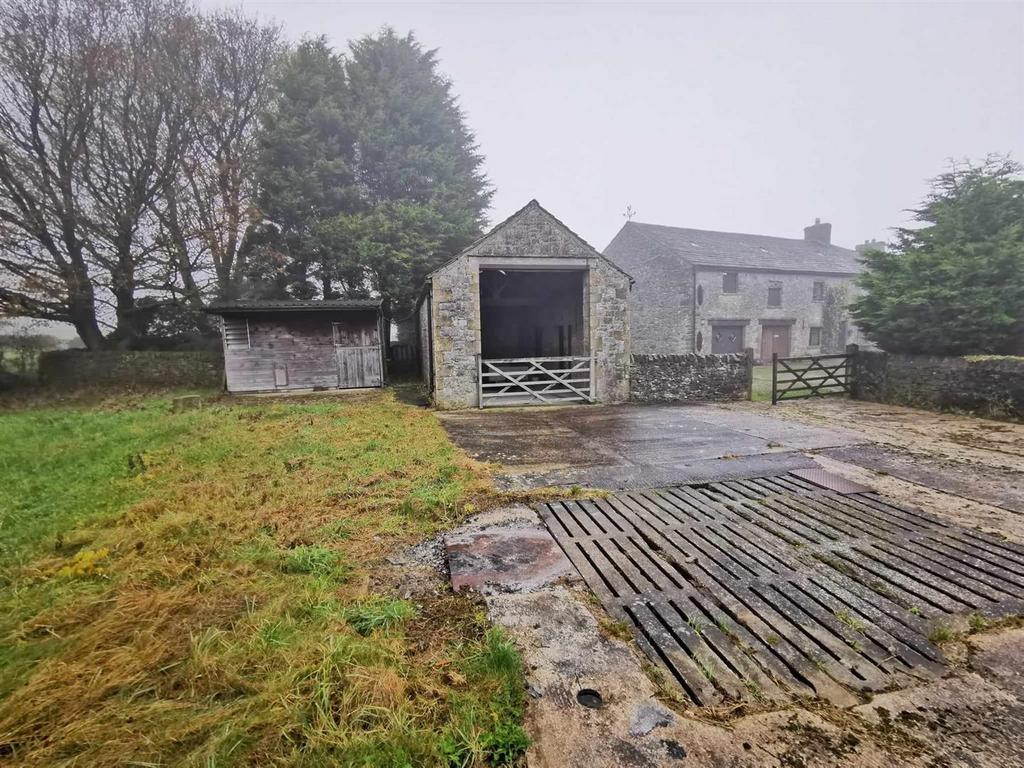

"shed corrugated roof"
[204,299,381,315]
[612,222,863,274]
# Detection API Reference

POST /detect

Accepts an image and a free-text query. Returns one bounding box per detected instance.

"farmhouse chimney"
[803,218,832,246]
[855,239,886,254]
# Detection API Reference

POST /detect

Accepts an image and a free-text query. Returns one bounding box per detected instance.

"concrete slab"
[445,525,577,594]
[819,443,1024,513]
[497,451,818,492]
[440,403,860,490]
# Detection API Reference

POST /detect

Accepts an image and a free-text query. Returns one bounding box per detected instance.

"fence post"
[771,352,778,404]
[476,353,483,408]
[845,343,859,399]
[744,347,754,401]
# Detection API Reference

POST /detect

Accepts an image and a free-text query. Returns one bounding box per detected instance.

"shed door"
[333,322,382,388]
[760,324,791,361]
[711,324,745,354]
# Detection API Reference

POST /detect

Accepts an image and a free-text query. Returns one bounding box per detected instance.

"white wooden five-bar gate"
[478,356,594,407]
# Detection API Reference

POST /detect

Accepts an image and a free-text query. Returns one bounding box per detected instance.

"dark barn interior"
[479,269,586,359]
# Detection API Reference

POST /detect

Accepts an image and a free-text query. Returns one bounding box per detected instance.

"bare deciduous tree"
[155,9,281,303]
[0,0,280,348]
[0,0,116,348]
[82,0,201,345]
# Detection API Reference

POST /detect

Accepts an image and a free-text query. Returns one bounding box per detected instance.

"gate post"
[476,353,483,408]
[771,352,779,404]
[845,343,859,399]
[744,347,754,401]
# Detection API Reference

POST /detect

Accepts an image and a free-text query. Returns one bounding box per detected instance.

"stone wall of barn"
[853,350,1024,421]
[424,201,633,409]
[426,254,632,409]
[630,352,752,403]
[418,297,431,389]
[589,257,631,403]
[428,257,482,409]
[604,224,694,355]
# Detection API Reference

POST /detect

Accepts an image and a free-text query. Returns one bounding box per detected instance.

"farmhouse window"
[812,281,825,301]
[223,318,250,350]
[767,283,783,307]
[809,327,822,346]
[697,284,704,305]
[722,272,738,293]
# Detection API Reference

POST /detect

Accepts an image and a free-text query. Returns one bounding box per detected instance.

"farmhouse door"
[711,324,745,354]
[760,324,791,361]
[333,322,383,388]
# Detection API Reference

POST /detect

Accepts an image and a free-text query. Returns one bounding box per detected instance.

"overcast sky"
[206,0,1022,251]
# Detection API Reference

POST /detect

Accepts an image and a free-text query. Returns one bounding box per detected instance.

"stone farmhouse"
[417,200,632,409]
[604,218,875,362]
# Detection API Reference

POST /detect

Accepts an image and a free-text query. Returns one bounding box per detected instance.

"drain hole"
[576,688,604,709]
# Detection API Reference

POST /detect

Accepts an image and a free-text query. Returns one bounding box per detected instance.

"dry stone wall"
[630,353,751,403]
[853,350,1024,421]
[39,350,223,389]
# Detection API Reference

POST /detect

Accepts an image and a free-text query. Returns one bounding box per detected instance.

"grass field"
[0,389,528,766]
[751,365,773,402]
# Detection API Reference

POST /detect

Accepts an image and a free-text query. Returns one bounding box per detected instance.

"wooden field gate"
[478,355,594,407]
[771,351,853,404]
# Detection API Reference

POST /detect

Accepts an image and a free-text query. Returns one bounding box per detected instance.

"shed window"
[223,318,250,350]
[696,284,704,305]
[812,281,825,301]
[767,282,782,307]
[722,272,738,293]
[809,327,822,346]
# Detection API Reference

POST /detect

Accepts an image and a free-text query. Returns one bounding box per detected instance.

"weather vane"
[623,205,636,222]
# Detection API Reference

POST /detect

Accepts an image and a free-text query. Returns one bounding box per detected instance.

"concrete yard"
[437,398,1024,767]
[439,403,863,491]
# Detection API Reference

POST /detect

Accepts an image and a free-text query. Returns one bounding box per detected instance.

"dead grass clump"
[405,593,489,656]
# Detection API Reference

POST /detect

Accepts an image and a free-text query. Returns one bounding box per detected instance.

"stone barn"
[417,200,632,409]
[206,299,385,394]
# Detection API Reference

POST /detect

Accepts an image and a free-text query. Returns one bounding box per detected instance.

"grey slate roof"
[610,222,863,274]
[204,299,381,315]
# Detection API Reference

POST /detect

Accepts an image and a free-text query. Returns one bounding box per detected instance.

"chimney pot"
[804,218,831,246]
[855,239,886,254]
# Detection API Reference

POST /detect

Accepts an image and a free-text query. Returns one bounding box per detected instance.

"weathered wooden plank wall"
[223,311,382,393]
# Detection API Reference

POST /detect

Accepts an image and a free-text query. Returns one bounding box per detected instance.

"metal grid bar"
[537,473,1024,706]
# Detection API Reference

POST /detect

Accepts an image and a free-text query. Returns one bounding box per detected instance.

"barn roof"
[606,221,863,275]
[205,299,382,315]
[425,199,633,282]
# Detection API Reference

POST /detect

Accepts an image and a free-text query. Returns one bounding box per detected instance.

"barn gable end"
[421,200,632,409]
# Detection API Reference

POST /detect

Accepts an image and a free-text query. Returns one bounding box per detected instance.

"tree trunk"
[64,245,106,350]
[163,185,203,308]
[70,304,105,350]
[107,228,141,348]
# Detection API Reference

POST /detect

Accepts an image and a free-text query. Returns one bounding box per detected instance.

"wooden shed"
[205,300,384,394]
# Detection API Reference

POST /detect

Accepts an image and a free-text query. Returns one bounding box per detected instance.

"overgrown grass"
[0,389,527,766]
